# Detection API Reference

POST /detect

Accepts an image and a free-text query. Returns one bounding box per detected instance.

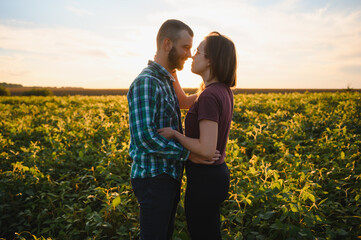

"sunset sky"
[1,0,361,89]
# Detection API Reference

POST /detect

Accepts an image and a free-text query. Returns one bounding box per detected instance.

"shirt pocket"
[160,97,179,128]
[163,97,177,116]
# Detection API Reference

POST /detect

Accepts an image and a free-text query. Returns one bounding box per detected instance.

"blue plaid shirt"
[127,60,190,181]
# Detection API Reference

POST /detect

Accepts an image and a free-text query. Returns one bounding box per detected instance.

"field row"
[0,92,360,239]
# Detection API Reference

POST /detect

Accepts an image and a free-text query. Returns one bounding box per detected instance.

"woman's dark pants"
[185,161,230,240]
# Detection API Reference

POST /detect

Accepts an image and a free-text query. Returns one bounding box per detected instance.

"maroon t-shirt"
[185,82,234,165]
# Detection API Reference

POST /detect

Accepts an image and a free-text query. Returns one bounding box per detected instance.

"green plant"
[22,88,53,96]
[0,93,360,239]
[0,86,10,96]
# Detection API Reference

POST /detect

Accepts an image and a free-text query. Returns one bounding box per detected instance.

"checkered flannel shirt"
[127,60,190,181]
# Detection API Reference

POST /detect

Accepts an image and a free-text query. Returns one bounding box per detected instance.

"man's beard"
[168,46,185,70]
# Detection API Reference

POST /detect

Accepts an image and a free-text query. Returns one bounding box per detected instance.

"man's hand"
[188,151,221,165]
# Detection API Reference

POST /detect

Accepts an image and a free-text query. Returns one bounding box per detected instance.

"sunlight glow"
[0,0,360,89]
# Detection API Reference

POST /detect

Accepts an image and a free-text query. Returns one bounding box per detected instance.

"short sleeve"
[197,91,220,123]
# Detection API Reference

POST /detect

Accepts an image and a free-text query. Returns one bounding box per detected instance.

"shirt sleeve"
[197,91,220,123]
[127,76,189,161]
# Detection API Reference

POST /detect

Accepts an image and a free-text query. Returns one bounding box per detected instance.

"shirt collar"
[147,60,175,82]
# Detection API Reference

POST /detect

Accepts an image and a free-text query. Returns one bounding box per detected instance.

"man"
[127,19,194,239]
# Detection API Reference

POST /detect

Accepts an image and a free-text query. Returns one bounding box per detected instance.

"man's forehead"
[177,30,193,45]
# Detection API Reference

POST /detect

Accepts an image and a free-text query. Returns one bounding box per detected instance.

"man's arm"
[128,77,189,161]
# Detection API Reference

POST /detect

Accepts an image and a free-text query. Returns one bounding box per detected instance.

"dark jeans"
[185,161,230,240]
[131,173,181,240]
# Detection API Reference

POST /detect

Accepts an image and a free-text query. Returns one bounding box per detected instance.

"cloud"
[65,6,93,16]
[341,65,361,75]
[338,50,361,60]
[1,0,361,88]
[77,49,109,58]
[0,24,113,58]
[3,19,36,27]
[0,22,153,88]
[151,0,361,88]
[0,69,29,77]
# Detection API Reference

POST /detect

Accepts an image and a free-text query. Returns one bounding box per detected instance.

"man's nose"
[186,49,192,58]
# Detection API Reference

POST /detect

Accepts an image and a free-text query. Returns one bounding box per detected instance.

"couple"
[127,19,237,240]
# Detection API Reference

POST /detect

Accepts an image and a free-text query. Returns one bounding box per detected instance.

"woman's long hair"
[197,32,237,94]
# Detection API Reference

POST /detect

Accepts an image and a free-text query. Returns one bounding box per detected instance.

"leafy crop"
[0,93,360,239]
[0,87,10,96]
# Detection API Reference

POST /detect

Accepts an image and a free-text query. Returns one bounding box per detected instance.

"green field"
[1,92,360,239]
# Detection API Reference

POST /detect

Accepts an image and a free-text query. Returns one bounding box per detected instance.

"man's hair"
[156,19,193,50]
[204,32,237,87]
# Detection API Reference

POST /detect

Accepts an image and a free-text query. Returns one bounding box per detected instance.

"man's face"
[168,30,193,71]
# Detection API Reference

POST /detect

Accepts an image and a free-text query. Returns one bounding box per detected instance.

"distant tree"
[22,88,53,96]
[0,86,10,96]
[0,82,23,88]
[346,83,354,92]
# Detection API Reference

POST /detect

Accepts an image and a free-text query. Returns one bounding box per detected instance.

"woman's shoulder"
[201,83,231,97]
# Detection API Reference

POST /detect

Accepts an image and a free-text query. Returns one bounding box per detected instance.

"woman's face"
[191,40,210,76]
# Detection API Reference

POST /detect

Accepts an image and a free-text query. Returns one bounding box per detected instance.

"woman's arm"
[172,71,197,109]
[157,119,218,160]
[188,151,219,164]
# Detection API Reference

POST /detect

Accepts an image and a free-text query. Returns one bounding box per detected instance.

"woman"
[157,32,237,239]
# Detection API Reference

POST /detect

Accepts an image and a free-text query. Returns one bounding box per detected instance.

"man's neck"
[154,53,174,74]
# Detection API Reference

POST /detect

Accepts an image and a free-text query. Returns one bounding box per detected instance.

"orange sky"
[1,0,361,89]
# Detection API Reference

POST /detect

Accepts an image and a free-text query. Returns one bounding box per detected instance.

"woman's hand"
[170,70,178,81]
[188,150,221,165]
[157,127,176,140]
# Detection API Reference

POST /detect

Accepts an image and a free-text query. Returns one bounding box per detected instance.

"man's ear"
[163,38,173,52]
